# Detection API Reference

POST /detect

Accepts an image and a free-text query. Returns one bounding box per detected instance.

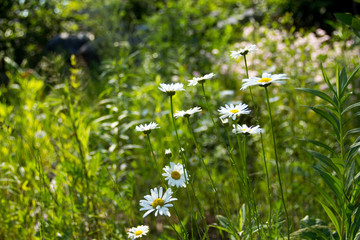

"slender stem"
[243,136,263,238]
[338,97,345,240]
[243,55,249,79]
[236,135,253,240]
[243,54,272,236]
[166,217,185,240]
[169,95,208,238]
[264,87,290,239]
[186,117,217,194]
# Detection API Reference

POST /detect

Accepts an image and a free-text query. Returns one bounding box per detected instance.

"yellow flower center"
[230,109,239,114]
[152,198,165,208]
[258,77,272,83]
[134,230,143,236]
[242,129,246,132]
[171,170,181,180]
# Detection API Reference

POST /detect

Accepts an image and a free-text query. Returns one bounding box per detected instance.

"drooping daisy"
[218,103,251,120]
[219,117,229,126]
[230,44,257,59]
[127,225,149,239]
[162,162,189,188]
[232,124,264,135]
[174,106,202,118]
[135,122,160,134]
[241,72,289,90]
[187,73,216,86]
[158,83,185,96]
[165,148,172,157]
[139,187,177,218]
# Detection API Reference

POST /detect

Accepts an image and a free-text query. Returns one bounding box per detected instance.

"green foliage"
[300,65,360,239]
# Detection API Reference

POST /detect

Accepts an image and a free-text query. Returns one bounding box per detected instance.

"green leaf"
[313,166,344,204]
[339,67,348,98]
[345,137,360,169]
[297,88,336,107]
[319,201,341,235]
[335,13,354,26]
[321,64,337,96]
[306,106,340,138]
[350,207,360,239]
[317,187,339,216]
[299,139,336,155]
[343,102,360,114]
[342,64,360,96]
[345,128,360,138]
[307,150,340,175]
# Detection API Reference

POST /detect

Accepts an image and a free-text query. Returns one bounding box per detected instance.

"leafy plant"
[299,64,360,239]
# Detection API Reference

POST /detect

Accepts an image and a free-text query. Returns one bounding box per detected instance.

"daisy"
[127,225,149,239]
[189,156,199,166]
[219,117,229,126]
[135,122,160,134]
[158,83,185,96]
[187,73,216,86]
[230,44,257,59]
[218,103,251,120]
[162,162,189,188]
[139,187,177,217]
[232,124,264,135]
[241,72,289,90]
[165,148,172,157]
[174,106,202,118]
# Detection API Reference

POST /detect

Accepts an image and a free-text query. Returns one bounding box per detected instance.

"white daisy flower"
[218,103,251,120]
[127,225,149,239]
[35,130,46,139]
[241,72,289,90]
[189,156,199,166]
[174,106,202,118]
[135,122,160,134]
[187,73,216,86]
[139,187,177,217]
[158,83,185,95]
[162,162,189,188]
[165,148,172,157]
[230,44,257,59]
[232,124,264,135]
[220,117,229,125]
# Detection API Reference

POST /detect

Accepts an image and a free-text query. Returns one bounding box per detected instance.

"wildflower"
[162,162,189,188]
[241,72,289,90]
[158,83,185,96]
[139,187,177,217]
[174,106,202,118]
[189,156,199,166]
[232,124,264,135]
[187,73,216,86]
[127,225,149,239]
[218,103,251,120]
[165,148,172,158]
[35,130,46,139]
[135,122,160,134]
[220,117,229,126]
[230,45,257,59]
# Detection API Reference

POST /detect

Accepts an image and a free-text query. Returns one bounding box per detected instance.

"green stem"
[243,54,272,236]
[339,100,345,240]
[236,135,253,240]
[166,217,185,240]
[186,117,217,195]
[169,95,208,239]
[264,87,290,239]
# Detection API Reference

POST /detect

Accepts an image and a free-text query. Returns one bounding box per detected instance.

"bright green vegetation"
[1,0,360,239]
